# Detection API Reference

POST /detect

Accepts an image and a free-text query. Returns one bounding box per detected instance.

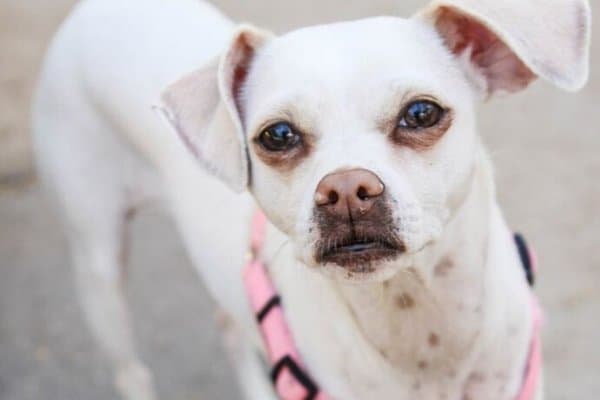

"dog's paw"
[115,362,158,400]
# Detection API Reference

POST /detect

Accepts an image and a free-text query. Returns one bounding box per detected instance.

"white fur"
[32,0,589,399]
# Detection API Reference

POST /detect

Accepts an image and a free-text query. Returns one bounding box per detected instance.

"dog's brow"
[251,110,296,137]
[373,87,437,132]
[247,95,321,139]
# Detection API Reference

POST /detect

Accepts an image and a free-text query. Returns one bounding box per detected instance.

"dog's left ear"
[159,25,272,192]
[416,0,591,96]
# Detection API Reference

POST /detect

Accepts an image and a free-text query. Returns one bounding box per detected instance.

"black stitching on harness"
[271,355,319,400]
[514,233,535,287]
[257,295,281,323]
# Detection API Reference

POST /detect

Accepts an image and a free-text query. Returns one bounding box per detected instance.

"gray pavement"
[1,1,599,399]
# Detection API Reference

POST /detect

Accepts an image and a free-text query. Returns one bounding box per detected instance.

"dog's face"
[245,18,478,280]
[161,0,590,281]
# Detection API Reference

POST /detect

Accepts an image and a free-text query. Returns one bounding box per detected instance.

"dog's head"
[160,0,590,281]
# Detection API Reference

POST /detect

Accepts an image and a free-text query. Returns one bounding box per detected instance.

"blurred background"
[0,0,598,399]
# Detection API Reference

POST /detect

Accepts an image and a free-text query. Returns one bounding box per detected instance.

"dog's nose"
[314,168,385,218]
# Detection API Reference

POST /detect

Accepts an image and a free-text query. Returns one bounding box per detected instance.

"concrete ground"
[0,1,598,399]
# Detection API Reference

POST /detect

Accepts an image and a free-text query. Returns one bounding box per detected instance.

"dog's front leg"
[217,310,278,400]
[69,213,157,400]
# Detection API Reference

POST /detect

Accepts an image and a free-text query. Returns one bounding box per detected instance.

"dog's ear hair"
[416,0,591,97]
[158,25,272,192]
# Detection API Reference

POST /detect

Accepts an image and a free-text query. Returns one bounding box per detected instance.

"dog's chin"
[317,256,406,283]
[311,244,408,283]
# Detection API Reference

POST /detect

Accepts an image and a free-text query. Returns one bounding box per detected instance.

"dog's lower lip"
[319,238,403,267]
[338,241,384,253]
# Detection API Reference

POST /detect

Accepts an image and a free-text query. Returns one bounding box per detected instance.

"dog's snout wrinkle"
[314,169,385,221]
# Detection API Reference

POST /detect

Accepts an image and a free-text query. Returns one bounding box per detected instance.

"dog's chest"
[343,274,483,375]
[267,260,482,400]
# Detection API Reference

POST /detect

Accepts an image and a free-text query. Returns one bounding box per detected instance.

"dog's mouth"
[312,196,405,273]
[316,234,405,272]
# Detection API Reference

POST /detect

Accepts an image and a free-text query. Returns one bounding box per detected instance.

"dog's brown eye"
[257,122,301,152]
[398,100,444,130]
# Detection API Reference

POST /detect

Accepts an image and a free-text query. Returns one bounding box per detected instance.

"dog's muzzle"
[312,168,405,273]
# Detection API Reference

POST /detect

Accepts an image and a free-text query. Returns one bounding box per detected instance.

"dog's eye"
[398,100,444,130]
[257,122,301,152]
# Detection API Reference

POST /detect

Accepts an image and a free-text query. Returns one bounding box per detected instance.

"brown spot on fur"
[428,332,440,347]
[470,372,486,383]
[395,293,415,309]
[434,256,454,277]
[378,348,389,359]
[418,360,428,370]
[427,332,440,347]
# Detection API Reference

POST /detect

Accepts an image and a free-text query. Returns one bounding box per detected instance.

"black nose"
[314,168,385,219]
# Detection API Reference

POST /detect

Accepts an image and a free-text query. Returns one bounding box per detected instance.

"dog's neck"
[332,153,494,377]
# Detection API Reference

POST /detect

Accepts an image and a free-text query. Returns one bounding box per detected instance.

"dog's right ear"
[158,25,272,193]
[416,0,591,97]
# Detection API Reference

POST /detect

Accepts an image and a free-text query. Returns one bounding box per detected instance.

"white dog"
[32,0,590,399]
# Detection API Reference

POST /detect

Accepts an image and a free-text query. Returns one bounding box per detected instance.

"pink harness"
[243,211,542,400]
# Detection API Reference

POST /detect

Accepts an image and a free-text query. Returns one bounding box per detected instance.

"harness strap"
[516,296,543,400]
[244,211,327,400]
[250,211,268,255]
[513,233,543,400]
